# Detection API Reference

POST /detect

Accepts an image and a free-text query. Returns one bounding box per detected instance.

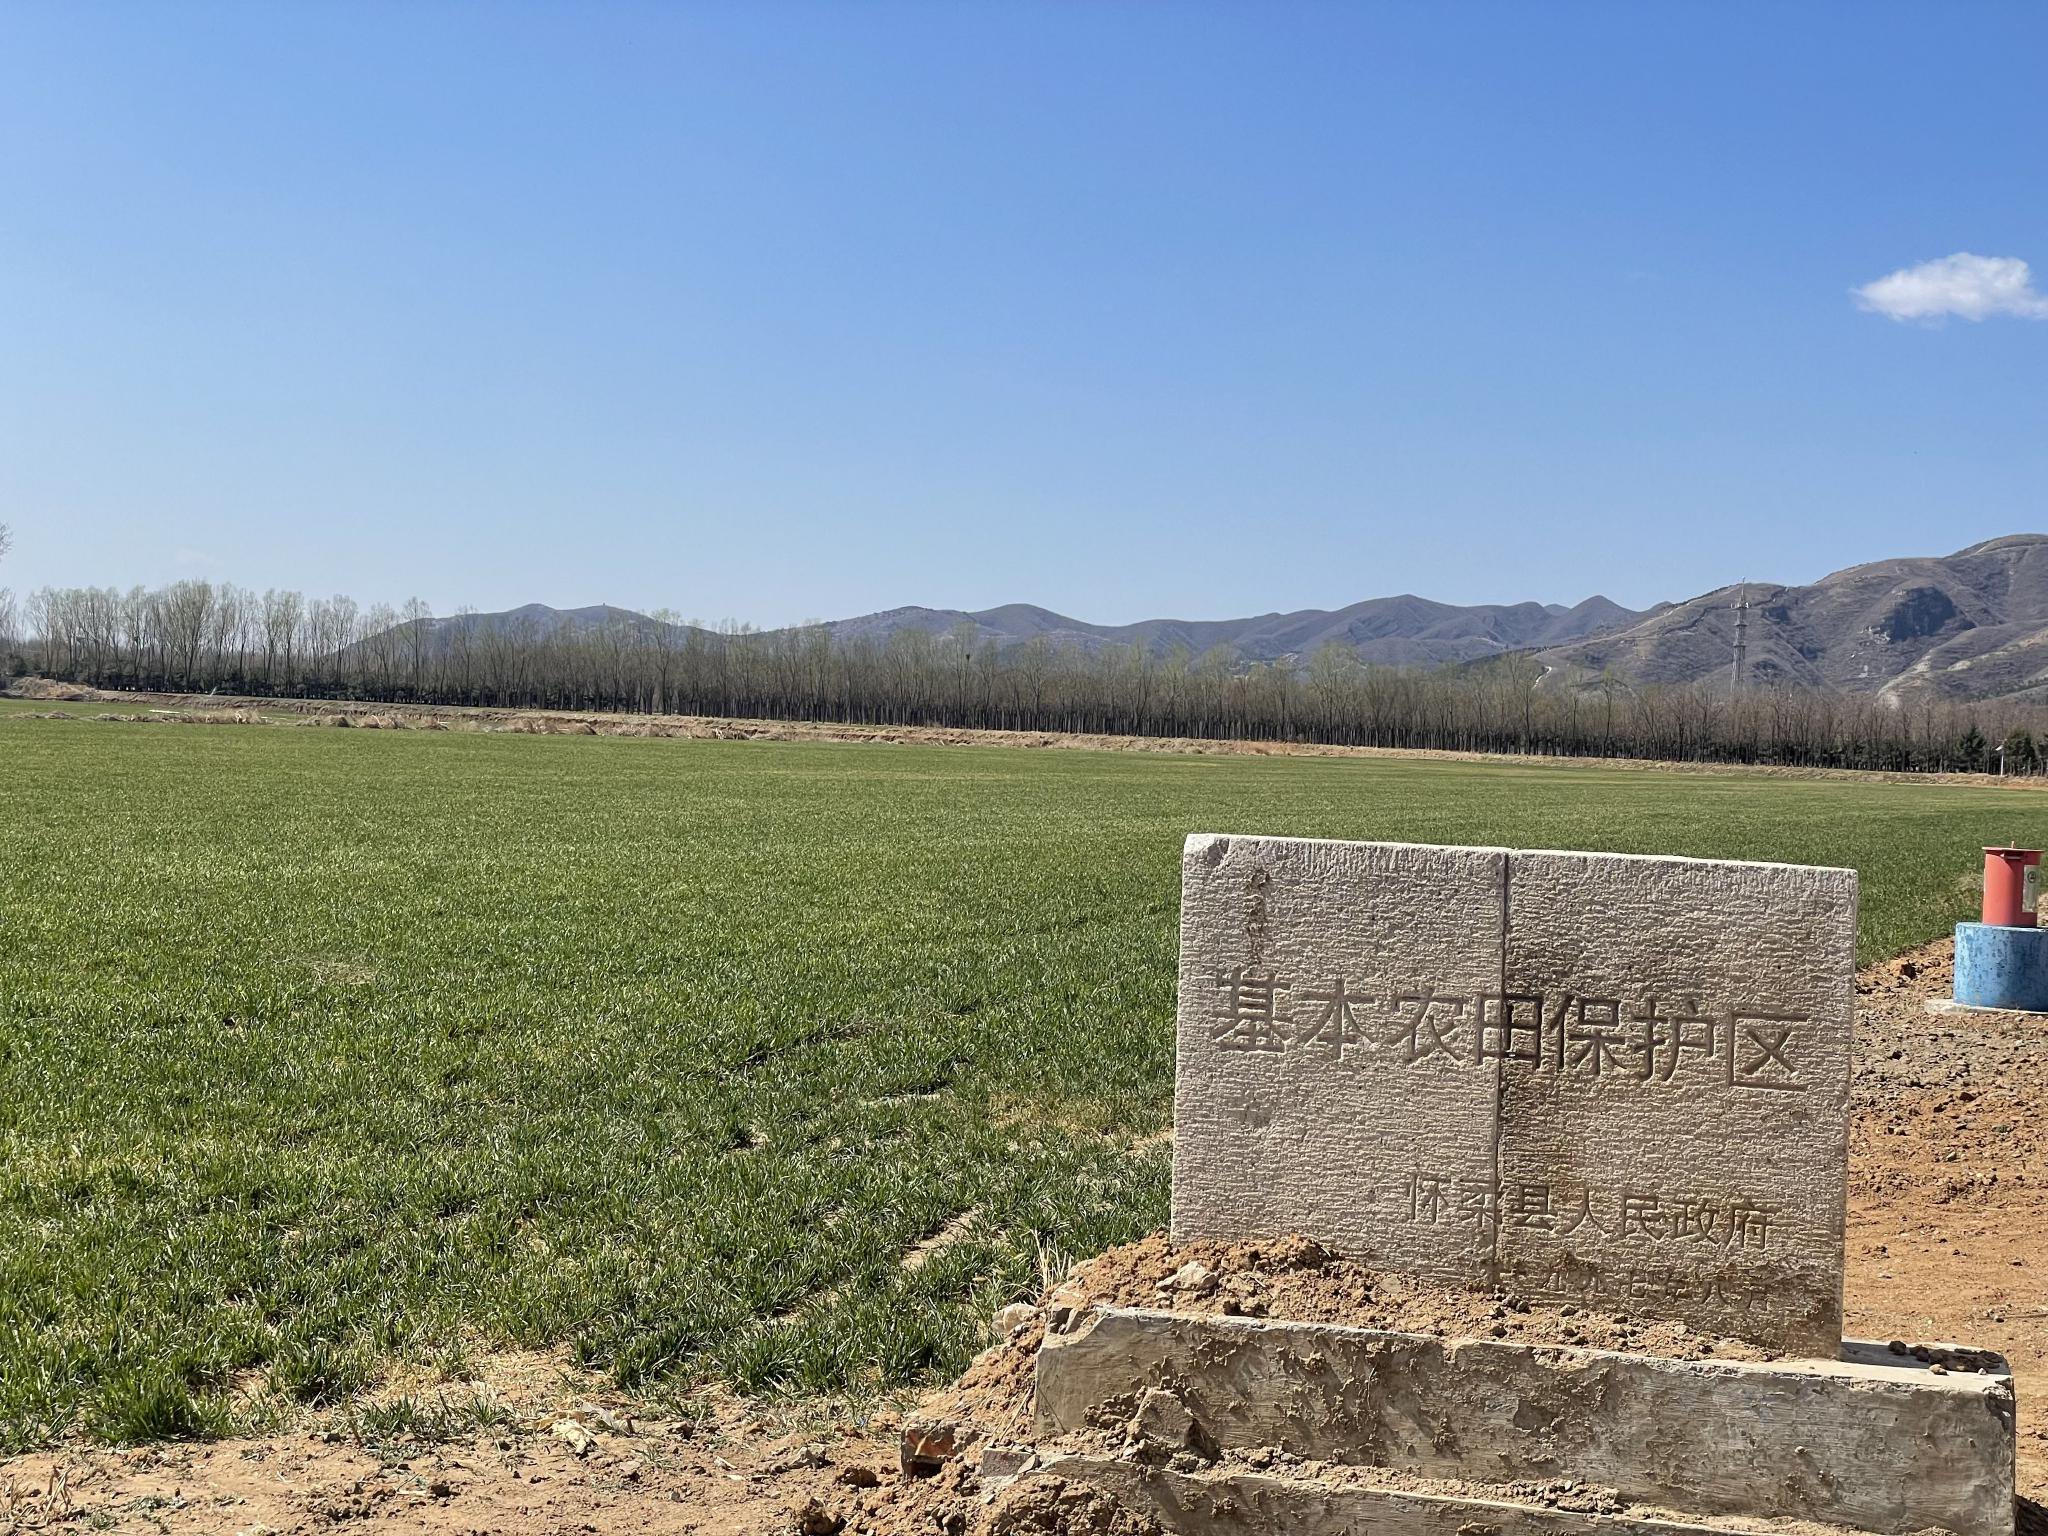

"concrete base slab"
[1034,1307,2015,1536]
[1020,1455,1865,1536]
[1925,998,2048,1019]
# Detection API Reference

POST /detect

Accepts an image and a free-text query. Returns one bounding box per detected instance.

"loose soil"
[3,940,2042,1534]
[1847,938,2048,1493]
[1030,1230,1776,1362]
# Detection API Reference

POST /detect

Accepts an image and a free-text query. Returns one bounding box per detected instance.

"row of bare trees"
[7,577,2045,773]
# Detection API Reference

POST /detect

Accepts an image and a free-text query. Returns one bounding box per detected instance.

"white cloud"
[1853,252,2048,323]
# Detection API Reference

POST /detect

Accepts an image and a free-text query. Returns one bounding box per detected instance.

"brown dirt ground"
[1846,938,2048,1492]
[2,939,2042,1534]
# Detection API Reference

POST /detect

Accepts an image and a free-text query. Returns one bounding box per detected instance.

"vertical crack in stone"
[1486,853,1511,1290]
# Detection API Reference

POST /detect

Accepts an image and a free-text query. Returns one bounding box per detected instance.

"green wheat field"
[0,716,2035,1449]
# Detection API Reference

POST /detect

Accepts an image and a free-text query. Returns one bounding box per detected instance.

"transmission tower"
[1730,582,1749,693]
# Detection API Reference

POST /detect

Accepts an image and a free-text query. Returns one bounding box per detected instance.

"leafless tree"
[0,524,16,658]
[401,598,433,697]
[10,574,2040,775]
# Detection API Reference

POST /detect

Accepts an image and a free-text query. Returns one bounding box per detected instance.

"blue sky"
[3,2,2044,624]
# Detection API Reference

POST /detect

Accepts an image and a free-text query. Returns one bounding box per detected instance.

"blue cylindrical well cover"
[1953,921,2048,1011]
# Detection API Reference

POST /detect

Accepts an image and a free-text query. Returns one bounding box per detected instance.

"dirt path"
[4,941,2042,1534]
[12,678,2048,791]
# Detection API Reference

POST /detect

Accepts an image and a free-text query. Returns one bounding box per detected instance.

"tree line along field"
[0,717,2034,1451]
[16,578,2047,773]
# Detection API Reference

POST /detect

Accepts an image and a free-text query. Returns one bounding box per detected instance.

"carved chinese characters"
[1171,836,1857,1355]
[1498,849,1855,1352]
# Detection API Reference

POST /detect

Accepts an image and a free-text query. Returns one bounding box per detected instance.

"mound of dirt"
[162,707,272,726]
[1034,1231,1770,1362]
[60,706,275,727]
[6,676,98,701]
[774,1232,1786,1536]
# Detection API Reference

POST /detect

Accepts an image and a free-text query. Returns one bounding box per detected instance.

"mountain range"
[814,593,1647,671]
[390,535,2048,703]
[395,594,1650,672]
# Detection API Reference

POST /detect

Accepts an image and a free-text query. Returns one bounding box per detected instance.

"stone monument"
[1013,836,2017,1536]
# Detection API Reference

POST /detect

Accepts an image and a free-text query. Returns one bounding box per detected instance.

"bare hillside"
[1536,535,2048,701]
